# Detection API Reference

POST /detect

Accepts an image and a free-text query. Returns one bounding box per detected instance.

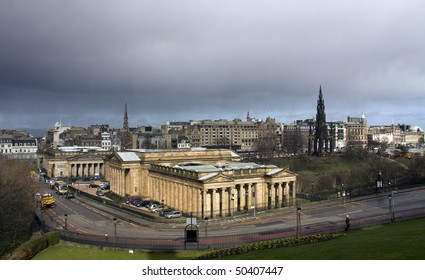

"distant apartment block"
[282,120,312,154]
[368,125,402,144]
[101,132,112,150]
[345,115,368,148]
[0,137,38,159]
[183,116,280,152]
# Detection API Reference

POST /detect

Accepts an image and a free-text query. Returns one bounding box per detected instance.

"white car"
[164,211,182,219]
[148,203,160,210]
[150,205,166,213]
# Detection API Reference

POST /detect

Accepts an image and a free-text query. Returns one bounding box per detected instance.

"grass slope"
[32,245,204,260]
[220,219,425,260]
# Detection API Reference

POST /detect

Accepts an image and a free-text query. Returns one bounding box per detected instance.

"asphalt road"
[36,181,425,241]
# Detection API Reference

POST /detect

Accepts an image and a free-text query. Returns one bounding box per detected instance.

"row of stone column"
[266,181,296,210]
[70,162,103,178]
[148,179,296,219]
[109,166,128,197]
[153,177,201,215]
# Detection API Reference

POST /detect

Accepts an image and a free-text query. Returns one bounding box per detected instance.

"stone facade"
[40,148,298,219]
[346,115,368,148]
[39,149,108,178]
[104,149,297,219]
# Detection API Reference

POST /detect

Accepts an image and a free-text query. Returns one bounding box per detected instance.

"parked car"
[164,211,182,219]
[126,196,142,204]
[145,201,161,209]
[148,203,160,210]
[89,183,99,188]
[137,200,151,208]
[150,204,166,213]
[99,182,110,190]
[96,190,104,196]
[65,190,75,199]
[159,210,173,217]
[133,200,145,207]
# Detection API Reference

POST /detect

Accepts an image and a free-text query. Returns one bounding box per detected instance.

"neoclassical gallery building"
[39,147,109,178]
[40,148,297,219]
[104,149,297,219]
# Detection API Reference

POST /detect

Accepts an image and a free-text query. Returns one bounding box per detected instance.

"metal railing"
[36,206,425,251]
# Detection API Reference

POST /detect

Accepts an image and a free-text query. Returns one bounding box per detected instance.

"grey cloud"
[1,0,425,130]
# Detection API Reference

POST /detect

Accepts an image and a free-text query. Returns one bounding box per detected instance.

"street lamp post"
[40,209,44,226]
[376,170,383,193]
[389,191,396,222]
[64,213,68,230]
[245,189,249,211]
[113,217,117,240]
[296,207,302,238]
[204,217,209,239]
[311,181,314,201]
[253,184,256,218]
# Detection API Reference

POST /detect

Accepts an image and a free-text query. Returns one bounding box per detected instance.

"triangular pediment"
[109,154,122,165]
[107,152,140,164]
[200,172,234,183]
[266,168,297,178]
[67,153,107,161]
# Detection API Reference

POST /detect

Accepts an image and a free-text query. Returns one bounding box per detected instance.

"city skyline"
[1,1,425,131]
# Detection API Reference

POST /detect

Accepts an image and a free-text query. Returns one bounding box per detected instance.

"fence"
[36,206,425,251]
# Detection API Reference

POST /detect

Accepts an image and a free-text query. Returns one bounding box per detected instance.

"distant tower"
[123,103,129,131]
[120,103,133,150]
[312,86,330,156]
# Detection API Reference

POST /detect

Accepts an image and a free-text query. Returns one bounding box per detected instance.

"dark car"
[132,200,144,207]
[89,183,99,188]
[65,190,75,199]
[138,200,151,207]
[126,196,142,204]
[96,190,104,196]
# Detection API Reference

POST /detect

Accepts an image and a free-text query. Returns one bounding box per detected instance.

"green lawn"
[33,218,425,260]
[220,219,425,260]
[33,245,205,260]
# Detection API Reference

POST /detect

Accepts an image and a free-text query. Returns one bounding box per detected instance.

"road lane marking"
[338,209,363,216]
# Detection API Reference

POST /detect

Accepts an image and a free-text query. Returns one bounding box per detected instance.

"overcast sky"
[1,0,425,132]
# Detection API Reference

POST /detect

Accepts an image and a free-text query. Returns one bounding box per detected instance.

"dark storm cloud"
[1,0,425,130]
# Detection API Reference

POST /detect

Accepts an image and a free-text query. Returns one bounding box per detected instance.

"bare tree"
[283,129,308,155]
[0,157,38,256]
[256,131,278,159]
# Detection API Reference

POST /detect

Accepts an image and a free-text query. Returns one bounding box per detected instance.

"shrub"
[8,231,61,260]
[45,231,61,246]
[196,234,342,260]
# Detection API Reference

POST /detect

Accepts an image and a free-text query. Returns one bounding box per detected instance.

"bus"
[55,181,69,195]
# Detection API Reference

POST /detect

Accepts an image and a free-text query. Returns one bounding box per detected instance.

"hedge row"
[8,231,61,260]
[196,233,342,260]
